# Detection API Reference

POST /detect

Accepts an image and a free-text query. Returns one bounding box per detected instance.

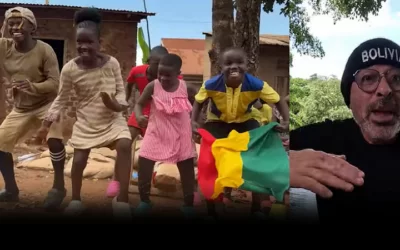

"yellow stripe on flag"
[210,130,250,199]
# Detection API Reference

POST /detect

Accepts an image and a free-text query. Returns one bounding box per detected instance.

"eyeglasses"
[353,68,400,93]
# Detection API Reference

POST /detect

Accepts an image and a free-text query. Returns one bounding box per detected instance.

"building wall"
[0,8,138,120]
[258,45,290,98]
[202,36,290,98]
[183,74,203,86]
[203,35,213,81]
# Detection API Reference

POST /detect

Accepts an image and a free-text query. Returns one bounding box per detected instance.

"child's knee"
[47,138,64,152]
[72,159,86,170]
[115,138,132,153]
[72,150,90,169]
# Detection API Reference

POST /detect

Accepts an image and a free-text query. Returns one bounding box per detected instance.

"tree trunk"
[234,0,261,75]
[210,0,234,77]
[200,0,235,126]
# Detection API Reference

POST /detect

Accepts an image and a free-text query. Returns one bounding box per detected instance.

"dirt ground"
[0,144,194,217]
[0,144,286,221]
[0,166,194,214]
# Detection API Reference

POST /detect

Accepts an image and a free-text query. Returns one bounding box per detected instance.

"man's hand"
[100,92,127,112]
[274,120,289,132]
[12,80,31,92]
[290,149,365,198]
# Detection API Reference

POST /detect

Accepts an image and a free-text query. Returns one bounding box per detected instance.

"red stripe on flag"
[197,129,219,200]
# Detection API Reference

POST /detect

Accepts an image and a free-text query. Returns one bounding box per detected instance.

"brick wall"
[0,8,138,122]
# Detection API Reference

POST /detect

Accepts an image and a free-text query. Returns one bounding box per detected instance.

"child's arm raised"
[134,81,154,128]
[259,82,289,132]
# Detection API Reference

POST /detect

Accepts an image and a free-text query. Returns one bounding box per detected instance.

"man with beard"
[290,38,400,224]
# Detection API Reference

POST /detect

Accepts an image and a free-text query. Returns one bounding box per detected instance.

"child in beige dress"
[38,8,132,218]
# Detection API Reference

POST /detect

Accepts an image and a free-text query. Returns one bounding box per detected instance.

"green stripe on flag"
[239,122,289,201]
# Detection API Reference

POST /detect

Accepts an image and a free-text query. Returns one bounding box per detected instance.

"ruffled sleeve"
[153,96,192,115]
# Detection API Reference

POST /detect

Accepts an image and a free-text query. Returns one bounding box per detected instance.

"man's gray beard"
[354,116,400,144]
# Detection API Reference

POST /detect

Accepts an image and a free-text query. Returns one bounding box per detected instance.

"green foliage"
[137,27,150,65]
[261,0,386,58]
[290,75,353,130]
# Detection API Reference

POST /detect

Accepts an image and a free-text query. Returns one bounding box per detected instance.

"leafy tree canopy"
[261,0,386,61]
[290,74,353,130]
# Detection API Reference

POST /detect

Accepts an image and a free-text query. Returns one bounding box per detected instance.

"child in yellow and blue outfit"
[191,47,289,218]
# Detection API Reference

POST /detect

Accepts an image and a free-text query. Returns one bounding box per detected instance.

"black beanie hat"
[340,38,400,107]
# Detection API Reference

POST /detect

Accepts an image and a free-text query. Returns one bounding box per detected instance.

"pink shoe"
[106,181,120,198]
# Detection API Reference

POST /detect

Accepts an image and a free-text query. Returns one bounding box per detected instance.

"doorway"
[40,39,65,71]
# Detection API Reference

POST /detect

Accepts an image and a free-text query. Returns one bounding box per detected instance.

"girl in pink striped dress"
[133,54,196,217]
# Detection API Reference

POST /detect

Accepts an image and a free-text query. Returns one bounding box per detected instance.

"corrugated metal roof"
[0,3,155,17]
[259,34,289,46]
[202,32,289,46]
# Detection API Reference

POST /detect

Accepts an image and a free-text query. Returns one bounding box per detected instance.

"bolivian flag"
[197,122,289,202]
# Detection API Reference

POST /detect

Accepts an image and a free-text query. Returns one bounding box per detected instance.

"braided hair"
[74,8,102,38]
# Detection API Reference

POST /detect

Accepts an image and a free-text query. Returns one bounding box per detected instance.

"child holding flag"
[191,47,290,218]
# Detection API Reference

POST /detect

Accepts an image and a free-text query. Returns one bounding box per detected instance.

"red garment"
[127,114,147,136]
